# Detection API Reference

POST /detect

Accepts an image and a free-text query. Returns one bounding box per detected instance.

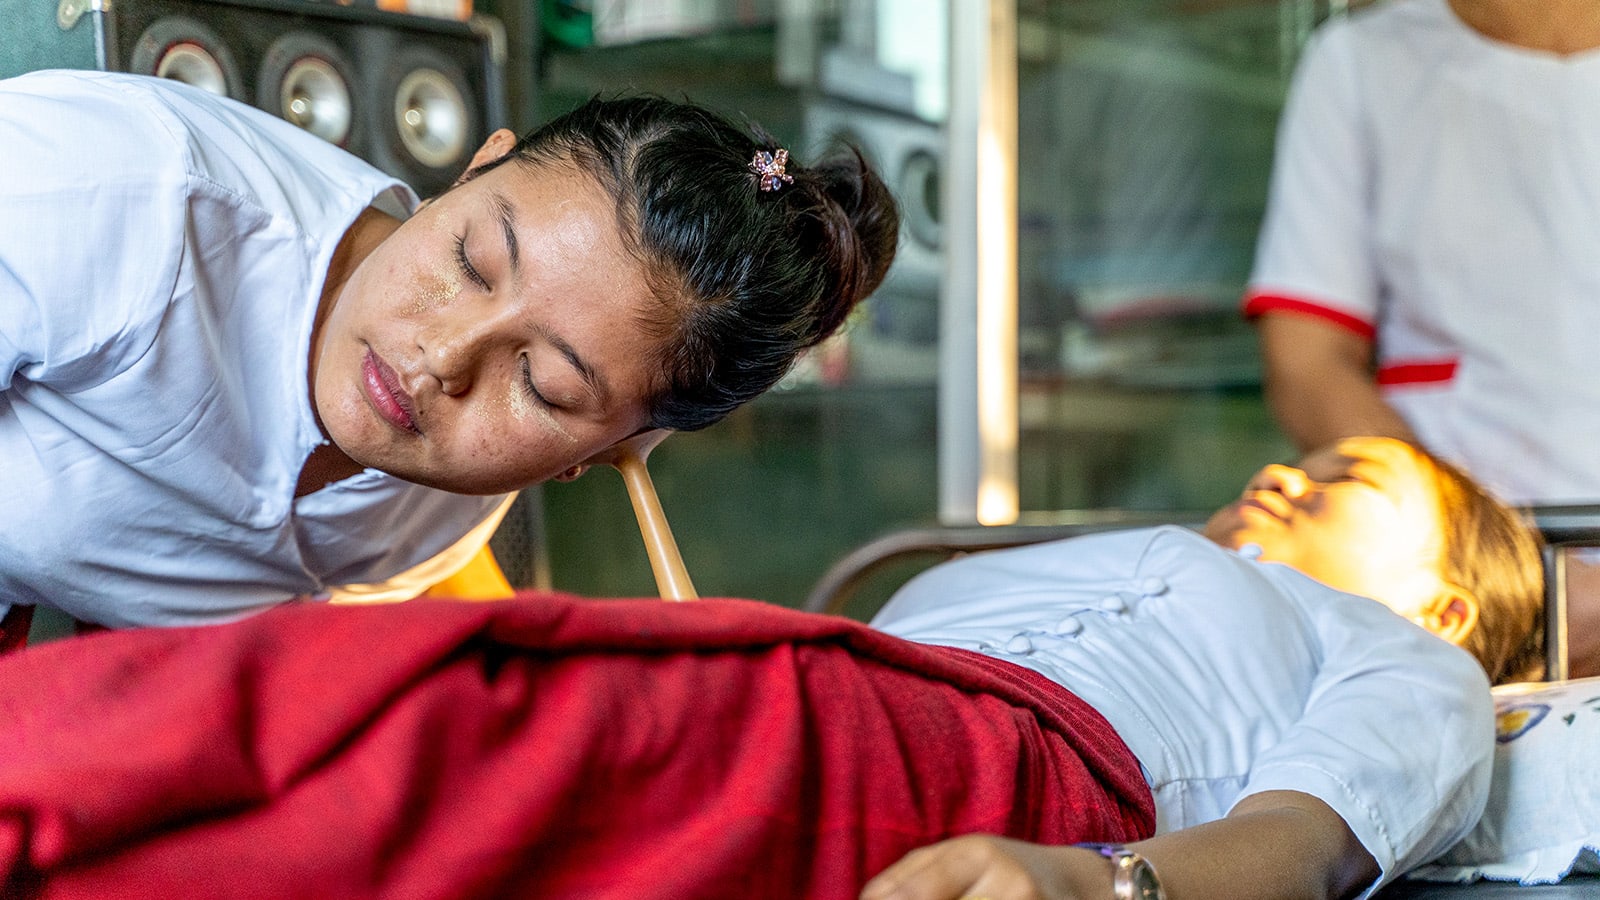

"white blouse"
[873,526,1494,898]
[0,70,506,626]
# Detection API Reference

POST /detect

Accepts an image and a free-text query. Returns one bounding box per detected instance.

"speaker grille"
[259,30,357,147]
[128,15,243,99]
[74,0,506,196]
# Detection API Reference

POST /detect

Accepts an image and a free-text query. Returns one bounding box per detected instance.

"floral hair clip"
[749,148,794,193]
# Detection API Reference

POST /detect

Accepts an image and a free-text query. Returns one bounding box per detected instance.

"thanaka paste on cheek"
[407,217,463,316]
[506,379,577,443]
[409,268,458,316]
[472,378,578,444]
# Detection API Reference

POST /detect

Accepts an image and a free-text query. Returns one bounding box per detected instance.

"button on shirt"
[872,526,1493,898]
[0,71,506,626]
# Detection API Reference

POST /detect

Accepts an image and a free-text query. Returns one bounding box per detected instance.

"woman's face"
[310,135,666,494]
[1203,436,1451,620]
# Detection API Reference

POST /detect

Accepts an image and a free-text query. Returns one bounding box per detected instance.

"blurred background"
[521,0,1323,608]
[0,0,1362,610]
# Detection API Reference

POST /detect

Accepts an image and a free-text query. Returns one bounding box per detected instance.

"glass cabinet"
[500,0,1352,608]
[509,0,948,605]
[1009,0,1323,516]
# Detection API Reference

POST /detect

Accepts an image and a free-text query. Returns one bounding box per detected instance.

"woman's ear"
[436,129,521,195]
[1420,585,1480,646]
[467,128,518,171]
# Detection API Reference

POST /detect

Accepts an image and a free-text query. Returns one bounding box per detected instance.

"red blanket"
[0,594,1154,899]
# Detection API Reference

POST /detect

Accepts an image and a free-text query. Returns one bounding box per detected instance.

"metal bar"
[1527,505,1600,682]
[1530,505,1600,544]
[804,510,1208,614]
[939,0,1017,526]
[806,505,1600,682]
[1543,544,1569,682]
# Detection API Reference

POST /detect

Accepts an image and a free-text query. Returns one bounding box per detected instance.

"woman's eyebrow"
[493,191,521,274]
[537,325,609,406]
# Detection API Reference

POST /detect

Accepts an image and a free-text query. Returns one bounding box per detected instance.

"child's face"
[1204,436,1452,622]
[309,137,665,494]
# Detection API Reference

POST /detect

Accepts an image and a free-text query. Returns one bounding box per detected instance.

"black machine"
[0,0,507,197]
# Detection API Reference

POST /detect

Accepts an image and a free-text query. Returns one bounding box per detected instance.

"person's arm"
[1257,312,1415,454]
[859,789,1377,900]
[1244,19,1401,455]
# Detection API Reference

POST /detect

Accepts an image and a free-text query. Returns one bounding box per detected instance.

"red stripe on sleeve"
[1376,359,1458,386]
[1242,292,1377,341]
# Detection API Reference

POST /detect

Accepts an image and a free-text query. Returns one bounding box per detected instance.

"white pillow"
[1412,676,1600,884]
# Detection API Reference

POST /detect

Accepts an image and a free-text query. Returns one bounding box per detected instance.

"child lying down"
[0,438,1543,900]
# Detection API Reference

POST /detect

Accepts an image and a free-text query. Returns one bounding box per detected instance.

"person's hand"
[858,834,1112,900]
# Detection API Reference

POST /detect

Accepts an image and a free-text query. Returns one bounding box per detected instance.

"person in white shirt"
[1242,0,1600,676]
[863,436,1544,900]
[0,437,1542,898]
[0,70,898,634]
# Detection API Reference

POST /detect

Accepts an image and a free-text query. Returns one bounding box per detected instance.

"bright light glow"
[975,0,1018,527]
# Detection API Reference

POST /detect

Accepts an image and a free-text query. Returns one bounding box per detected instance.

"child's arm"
[859,789,1378,900]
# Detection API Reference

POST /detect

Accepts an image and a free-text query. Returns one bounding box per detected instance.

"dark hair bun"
[791,146,901,344]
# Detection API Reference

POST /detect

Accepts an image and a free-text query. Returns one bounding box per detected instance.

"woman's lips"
[362,349,420,434]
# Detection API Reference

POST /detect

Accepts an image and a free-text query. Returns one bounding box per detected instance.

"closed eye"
[454,233,490,290]
[520,356,555,408]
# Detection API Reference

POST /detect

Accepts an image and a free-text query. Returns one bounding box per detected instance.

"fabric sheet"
[0,593,1153,898]
[1412,677,1600,885]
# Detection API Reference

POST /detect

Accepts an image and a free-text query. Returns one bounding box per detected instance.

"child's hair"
[1425,448,1546,684]
[476,96,900,431]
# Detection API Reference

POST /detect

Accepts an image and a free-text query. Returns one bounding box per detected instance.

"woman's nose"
[422,321,493,397]
[1248,463,1311,499]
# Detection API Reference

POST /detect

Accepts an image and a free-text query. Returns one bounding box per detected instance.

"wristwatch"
[1075,843,1167,900]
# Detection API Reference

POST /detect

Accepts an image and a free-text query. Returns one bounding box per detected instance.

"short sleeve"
[1238,576,1495,898]
[1243,21,1380,335]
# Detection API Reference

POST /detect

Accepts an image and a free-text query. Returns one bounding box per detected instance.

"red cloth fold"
[0,606,31,656]
[0,593,1154,899]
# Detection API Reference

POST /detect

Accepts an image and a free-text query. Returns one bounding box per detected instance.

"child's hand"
[858,834,1111,900]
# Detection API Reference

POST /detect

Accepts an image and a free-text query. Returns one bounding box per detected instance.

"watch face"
[1115,852,1166,900]
[1128,860,1164,900]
